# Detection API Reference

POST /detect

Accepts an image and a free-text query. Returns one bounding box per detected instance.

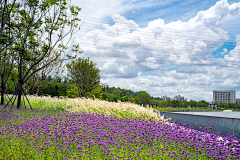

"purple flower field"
[0,107,240,160]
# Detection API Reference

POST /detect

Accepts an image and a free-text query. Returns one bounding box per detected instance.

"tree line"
[3,69,239,110]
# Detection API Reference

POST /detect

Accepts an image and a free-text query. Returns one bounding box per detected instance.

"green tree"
[120,89,129,97]
[26,49,64,96]
[172,100,178,107]
[127,95,134,103]
[66,57,101,98]
[0,54,16,104]
[39,82,67,98]
[109,94,119,102]
[182,101,189,108]
[149,99,154,107]
[233,102,238,109]
[86,85,102,100]
[0,2,20,104]
[112,87,121,97]
[5,68,18,94]
[120,96,128,102]
[2,0,82,108]
[0,1,19,53]
[197,100,208,108]
[134,96,141,105]
[216,102,224,109]
[66,83,78,98]
[137,91,151,106]
[102,92,110,101]
[159,100,165,107]
[178,99,183,108]
[166,99,172,107]
[189,100,197,108]
[197,101,203,108]
[150,99,159,108]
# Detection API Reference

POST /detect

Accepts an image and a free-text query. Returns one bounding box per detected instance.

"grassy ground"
[0,95,239,160]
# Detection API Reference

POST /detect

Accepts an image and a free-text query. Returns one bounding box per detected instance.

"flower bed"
[0,106,239,160]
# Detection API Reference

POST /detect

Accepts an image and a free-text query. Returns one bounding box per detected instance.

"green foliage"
[137,91,151,106]
[134,96,141,105]
[0,0,82,108]
[216,102,239,109]
[120,95,128,102]
[6,70,19,92]
[66,57,101,98]
[66,83,79,98]
[109,94,119,102]
[39,82,67,97]
[86,85,102,100]
[101,92,110,101]
[101,84,138,98]
[127,95,134,103]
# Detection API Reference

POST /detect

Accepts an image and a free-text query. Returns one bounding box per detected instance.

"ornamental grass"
[0,95,239,160]
[16,95,164,121]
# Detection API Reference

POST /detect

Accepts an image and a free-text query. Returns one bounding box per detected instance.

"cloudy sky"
[65,0,240,102]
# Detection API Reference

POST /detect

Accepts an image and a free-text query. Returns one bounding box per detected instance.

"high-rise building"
[179,96,184,101]
[162,95,187,101]
[173,95,186,101]
[213,90,236,103]
[161,95,171,100]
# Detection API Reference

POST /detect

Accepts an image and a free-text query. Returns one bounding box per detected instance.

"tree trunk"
[17,56,23,109]
[1,75,4,104]
[31,85,35,96]
[36,85,41,96]
[17,81,22,109]
[31,74,36,95]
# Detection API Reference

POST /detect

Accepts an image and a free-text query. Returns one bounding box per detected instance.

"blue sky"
[124,0,239,23]
[211,40,236,59]
[67,0,240,102]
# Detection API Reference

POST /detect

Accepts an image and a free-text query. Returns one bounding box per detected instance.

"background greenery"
[3,74,239,110]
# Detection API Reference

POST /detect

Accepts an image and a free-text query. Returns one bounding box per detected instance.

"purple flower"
[76,145,82,149]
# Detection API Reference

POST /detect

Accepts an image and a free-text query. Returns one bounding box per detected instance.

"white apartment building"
[213,90,236,103]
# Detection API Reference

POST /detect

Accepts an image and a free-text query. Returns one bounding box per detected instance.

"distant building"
[237,98,240,105]
[213,90,236,103]
[162,95,187,101]
[179,96,184,101]
[161,95,171,100]
[174,95,185,101]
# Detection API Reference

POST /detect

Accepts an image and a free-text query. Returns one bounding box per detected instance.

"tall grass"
[2,95,165,122]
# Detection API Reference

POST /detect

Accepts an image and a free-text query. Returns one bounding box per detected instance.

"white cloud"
[65,0,240,101]
[224,34,240,62]
[138,72,141,77]
[219,48,228,54]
